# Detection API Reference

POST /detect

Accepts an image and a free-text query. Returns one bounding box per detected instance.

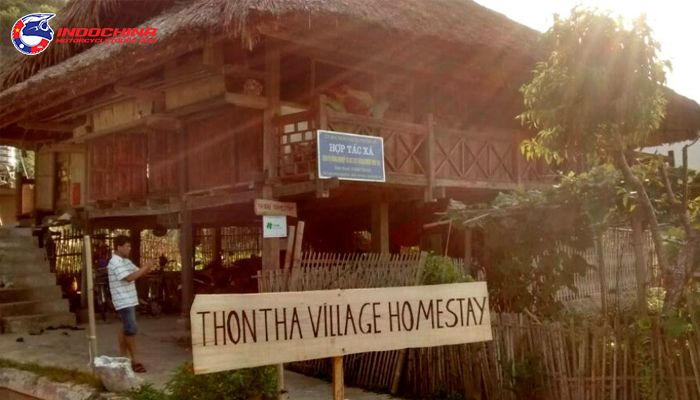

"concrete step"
[4,273,56,288]
[0,299,69,317]
[0,236,38,249]
[0,312,76,334]
[0,262,51,276]
[0,249,46,264]
[0,228,34,238]
[0,286,63,303]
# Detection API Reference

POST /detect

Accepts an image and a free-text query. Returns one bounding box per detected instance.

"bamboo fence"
[259,251,699,400]
[555,228,657,302]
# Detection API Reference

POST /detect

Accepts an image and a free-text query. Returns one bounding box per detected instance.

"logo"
[11,13,56,55]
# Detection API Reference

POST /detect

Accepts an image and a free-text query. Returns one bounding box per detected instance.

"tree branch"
[617,150,669,274]
[658,163,696,238]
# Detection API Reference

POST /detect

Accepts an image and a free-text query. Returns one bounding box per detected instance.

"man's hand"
[125,264,153,282]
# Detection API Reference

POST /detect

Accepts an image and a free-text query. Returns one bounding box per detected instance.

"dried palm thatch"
[0,0,537,91]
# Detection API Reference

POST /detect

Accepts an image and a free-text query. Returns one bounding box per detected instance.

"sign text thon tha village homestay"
[190,282,491,374]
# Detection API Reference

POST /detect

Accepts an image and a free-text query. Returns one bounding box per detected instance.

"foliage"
[519,8,669,164]
[0,0,66,60]
[445,176,601,315]
[504,354,545,400]
[128,384,167,400]
[166,363,277,400]
[421,255,473,285]
[0,358,102,389]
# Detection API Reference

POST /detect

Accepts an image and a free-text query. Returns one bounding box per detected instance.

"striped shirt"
[107,254,139,311]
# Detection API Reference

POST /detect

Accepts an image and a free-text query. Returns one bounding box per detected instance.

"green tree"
[518,8,699,313]
[0,0,65,60]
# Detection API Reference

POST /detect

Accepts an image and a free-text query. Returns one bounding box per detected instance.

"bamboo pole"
[84,235,98,370]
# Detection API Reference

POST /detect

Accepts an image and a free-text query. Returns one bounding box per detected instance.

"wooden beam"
[114,85,165,101]
[146,114,183,131]
[19,121,75,133]
[185,190,258,211]
[68,118,148,143]
[226,92,268,109]
[222,65,266,80]
[43,143,86,153]
[86,202,181,219]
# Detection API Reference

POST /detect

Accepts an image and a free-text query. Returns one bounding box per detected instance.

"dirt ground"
[0,315,393,400]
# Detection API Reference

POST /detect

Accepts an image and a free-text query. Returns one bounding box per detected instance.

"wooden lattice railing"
[274,101,559,189]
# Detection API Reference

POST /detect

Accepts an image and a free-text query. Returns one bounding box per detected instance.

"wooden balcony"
[275,105,556,195]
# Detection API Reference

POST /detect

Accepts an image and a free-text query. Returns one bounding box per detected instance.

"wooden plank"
[190,282,492,373]
[254,199,298,217]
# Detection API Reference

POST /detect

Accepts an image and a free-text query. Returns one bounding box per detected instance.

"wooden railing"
[274,105,558,191]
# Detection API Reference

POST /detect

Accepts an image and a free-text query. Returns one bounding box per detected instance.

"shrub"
[421,255,473,285]
[166,363,277,400]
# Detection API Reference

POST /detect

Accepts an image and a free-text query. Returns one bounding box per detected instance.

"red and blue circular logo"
[11,13,56,55]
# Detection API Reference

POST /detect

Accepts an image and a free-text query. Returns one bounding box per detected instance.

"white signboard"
[190,282,491,374]
[262,215,287,238]
[254,199,297,217]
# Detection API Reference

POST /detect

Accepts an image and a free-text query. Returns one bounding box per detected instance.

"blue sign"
[317,130,385,182]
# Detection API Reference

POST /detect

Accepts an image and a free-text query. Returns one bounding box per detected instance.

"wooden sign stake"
[332,356,345,400]
[84,235,98,370]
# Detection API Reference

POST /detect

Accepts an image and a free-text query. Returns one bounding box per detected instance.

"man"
[108,235,151,373]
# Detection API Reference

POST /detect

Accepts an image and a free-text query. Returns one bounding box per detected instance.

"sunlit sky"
[476,0,700,168]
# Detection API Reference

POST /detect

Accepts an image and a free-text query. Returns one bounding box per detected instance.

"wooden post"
[514,131,523,184]
[464,228,473,277]
[180,210,194,317]
[84,235,98,369]
[283,225,296,270]
[264,37,281,182]
[424,113,436,202]
[371,201,389,254]
[595,231,608,315]
[292,221,305,269]
[130,229,141,266]
[213,227,222,265]
[332,356,344,400]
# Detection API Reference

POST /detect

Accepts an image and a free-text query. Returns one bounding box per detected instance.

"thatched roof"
[0,0,698,146]
[0,0,537,91]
